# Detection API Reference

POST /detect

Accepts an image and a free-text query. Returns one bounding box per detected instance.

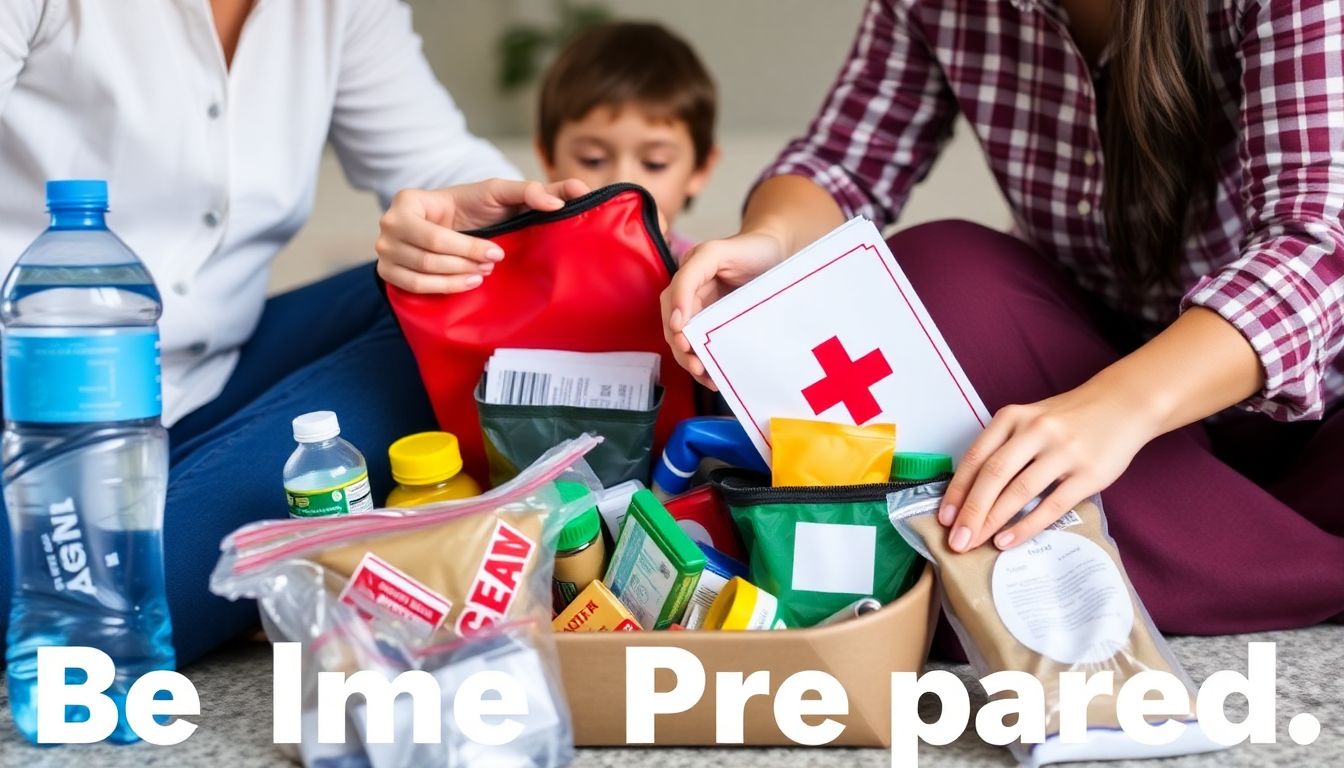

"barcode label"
[483,349,659,411]
[496,370,553,406]
[1048,510,1082,530]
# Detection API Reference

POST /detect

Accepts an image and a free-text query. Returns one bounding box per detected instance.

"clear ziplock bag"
[889,482,1224,767]
[211,435,604,768]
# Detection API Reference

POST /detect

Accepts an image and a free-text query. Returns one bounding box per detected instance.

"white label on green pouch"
[791,521,876,594]
[603,521,677,629]
[992,529,1134,664]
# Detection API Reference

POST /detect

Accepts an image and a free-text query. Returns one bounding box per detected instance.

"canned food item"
[552,483,607,613]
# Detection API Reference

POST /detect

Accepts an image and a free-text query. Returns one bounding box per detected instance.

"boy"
[535,21,719,261]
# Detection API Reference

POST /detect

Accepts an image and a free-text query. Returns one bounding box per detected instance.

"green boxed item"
[712,467,945,628]
[475,377,662,488]
[602,488,705,629]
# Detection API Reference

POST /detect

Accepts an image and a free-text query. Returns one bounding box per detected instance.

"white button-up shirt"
[0,0,518,424]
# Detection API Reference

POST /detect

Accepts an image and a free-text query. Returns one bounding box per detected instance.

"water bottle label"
[286,474,374,518]
[2,328,162,422]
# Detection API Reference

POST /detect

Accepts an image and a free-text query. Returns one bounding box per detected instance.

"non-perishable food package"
[211,435,606,768]
[769,417,896,487]
[552,580,641,633]
[602,488,706,629]
[888,482,1226,766]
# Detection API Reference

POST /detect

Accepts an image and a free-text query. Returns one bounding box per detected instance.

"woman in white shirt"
[0,0,584,664]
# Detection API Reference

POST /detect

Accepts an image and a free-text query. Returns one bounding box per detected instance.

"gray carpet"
[2,626,1340,767]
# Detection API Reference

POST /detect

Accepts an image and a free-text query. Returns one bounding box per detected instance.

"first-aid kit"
[889,482,1226,766]
[210,436,604,767]
[382,183,699,487]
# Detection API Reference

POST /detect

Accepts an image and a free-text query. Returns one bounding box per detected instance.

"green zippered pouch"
[711,467,945,628]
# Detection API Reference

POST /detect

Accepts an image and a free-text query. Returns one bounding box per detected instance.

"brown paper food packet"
[312,506,546,637]
[889,482,1224,765]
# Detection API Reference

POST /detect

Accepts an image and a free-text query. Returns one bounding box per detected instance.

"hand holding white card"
[683,217,990,463]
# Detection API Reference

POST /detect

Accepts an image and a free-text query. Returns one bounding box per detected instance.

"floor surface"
[2,625,1339,767]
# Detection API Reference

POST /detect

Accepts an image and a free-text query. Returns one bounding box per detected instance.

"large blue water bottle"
[2,180,173,744]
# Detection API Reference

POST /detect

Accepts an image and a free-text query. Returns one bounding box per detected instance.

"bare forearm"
[1087,306,1265,437]
[943,306,1267,552]
[742,175,846,257]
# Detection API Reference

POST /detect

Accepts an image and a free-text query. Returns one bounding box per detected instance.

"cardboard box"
[555,564,937,746]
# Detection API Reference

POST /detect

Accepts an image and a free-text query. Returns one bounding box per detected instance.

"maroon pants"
[890,220,1344,635]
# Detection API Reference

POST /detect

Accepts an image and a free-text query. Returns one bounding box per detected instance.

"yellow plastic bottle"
[385,431,482,507]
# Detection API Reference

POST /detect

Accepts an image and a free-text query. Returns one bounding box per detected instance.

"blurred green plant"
[497,0,612,92]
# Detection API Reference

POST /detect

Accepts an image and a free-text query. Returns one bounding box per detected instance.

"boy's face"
[539,105,717,227]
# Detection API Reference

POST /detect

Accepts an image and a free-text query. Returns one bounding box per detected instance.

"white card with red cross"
[684,217,991,464]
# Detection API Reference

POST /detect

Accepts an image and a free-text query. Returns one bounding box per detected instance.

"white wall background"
[272,0,1011,292]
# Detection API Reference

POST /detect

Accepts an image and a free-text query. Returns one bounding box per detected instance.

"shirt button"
[207,102,222,119]
[1083,150,1097,167]
[1077,199,1093,215]
[203,210,221,227]
[188,342,207,355]
[172,281,190,296]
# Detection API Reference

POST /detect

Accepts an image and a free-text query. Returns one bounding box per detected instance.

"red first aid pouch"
[383,183,698,486]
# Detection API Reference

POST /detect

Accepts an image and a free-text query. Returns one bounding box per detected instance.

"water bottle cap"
[293,411,340,443]
[46,179,109,210]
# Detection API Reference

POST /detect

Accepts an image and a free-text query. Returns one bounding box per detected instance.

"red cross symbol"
[800,336,893,425]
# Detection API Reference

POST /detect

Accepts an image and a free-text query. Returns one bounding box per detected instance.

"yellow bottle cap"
[703,577,759,631]
[388,431,464,486]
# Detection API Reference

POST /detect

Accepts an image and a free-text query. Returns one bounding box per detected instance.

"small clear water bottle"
[2,180,173,744]
[283,411,373,518]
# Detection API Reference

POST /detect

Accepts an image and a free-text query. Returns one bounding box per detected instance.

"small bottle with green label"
[283,411,373,518]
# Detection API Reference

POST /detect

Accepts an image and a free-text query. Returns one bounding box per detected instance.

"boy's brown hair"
[538,21,717,168]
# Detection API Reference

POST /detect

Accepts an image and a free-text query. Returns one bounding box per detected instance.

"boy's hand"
[661,231,789,388]
[376,178,590,293]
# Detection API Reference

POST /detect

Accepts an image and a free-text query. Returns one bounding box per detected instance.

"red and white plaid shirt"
[764,0,1344,421]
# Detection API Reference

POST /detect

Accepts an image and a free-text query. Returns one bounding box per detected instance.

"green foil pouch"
[711,467,940,627]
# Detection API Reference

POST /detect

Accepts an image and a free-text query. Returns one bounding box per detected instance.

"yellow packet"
[769,417,896,487]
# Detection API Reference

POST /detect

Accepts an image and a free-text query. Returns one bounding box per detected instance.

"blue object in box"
[651,417,770,499]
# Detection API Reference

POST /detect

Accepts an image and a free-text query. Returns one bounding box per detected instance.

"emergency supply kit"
[201,186,1212,763]
[374,184,942,747]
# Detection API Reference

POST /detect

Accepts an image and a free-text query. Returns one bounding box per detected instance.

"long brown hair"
[1103,0,1218,293]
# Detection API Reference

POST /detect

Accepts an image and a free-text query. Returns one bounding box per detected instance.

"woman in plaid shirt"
[666,0,1344,633]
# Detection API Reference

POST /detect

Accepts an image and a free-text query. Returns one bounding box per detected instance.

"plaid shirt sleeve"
[1182,0,1344,421]
[756,0,957,229]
